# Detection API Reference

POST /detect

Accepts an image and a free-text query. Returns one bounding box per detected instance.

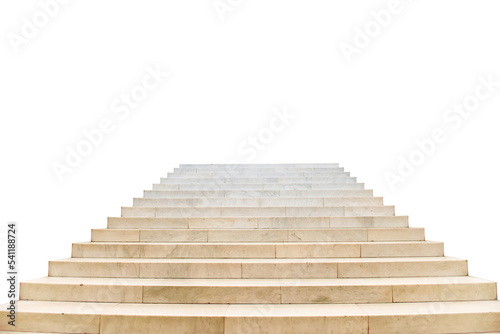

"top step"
[174,168,345,174]
[179,163,341,169]
[168,172,350,178]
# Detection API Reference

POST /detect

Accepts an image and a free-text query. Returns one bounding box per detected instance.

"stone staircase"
[1,163,499,333]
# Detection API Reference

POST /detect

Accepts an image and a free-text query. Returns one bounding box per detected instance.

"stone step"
[7,162,499,334]
[107,216,409,229]
[48,257,467,279]
[20,276,497,304]
[91,227,425,242]
[179,163,341,169]
[2,300,500,333]
[159,177,357,184]
[174,167,345,173]
[143,189,374,198]
[71,241,443,259]
[167,171,351,178]
[152,182,366,191]
[120,206,396,218]
[133,197,384,208]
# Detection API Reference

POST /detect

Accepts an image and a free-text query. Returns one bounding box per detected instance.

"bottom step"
[1,300,499,333]
[20,276,497,304]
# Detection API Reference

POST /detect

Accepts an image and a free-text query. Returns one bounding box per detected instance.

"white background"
[0,0,499,305]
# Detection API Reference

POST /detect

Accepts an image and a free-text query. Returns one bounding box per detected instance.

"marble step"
[71,241,444,259]
[120,206,396,218]
[179,163,341,169]
[143,189,374,198]
[152,182,366,191]
[159,177,357,184]
[20,276,497,304]
[174,167,345,173]
[167,172,351,178]
[91,227,425,243]
[48,257,468,279]
[2,300,500,333]
[133,197,384,208]
[108,216,409,229]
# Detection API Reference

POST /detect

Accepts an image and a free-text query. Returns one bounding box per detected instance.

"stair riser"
[71,242,444,259]
[0,312,101,333]
[107,216,409,229]
[91,228,425,243]
[160,177,357,184]
[143,189,374,198]
[121,206,396,218]
[152,183,366,191]
[2,309,499,334]
[174,167,344,173]
[20,282,496,304]
[179,163,341,169]
[48,260,468,279]
[167,172,351,178]
[133,197,384,207]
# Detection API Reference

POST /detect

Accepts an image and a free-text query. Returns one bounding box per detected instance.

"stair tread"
[93,227,420,231]
[123,205,392,208]
[52,256,462,263]
[25,276,494,286]
[5,300,500,316]
[110,215,406,218]
[75,241,438,245]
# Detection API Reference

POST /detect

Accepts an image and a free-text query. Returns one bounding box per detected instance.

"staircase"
[1,163,499,333]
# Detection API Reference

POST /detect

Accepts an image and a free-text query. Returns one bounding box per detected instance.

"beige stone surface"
[18,277,493,306]
[20,276,496,304]
[257,217,330,229]
[21,280,143,303]
[392,277,498,302]
[224,315,368,334]
[91,229,140,242]
[140,229,208,242]
[107,217,189,229]
[344,205,395,216]
[47,257,469,279]
[189,217,259,229]
[242,261,338,279]
[208,229,288,242]
[288,229,368,242]
[359,300,500,333]
[280,284,392,304]
[360,241,444,257]
[1,299,499,333]
[324,197,383,206]
[275,243,361,258]
[368,227,425,241]
[338,257,468,278]
[91,228,426,243]
[331,216,408,228]
[48,259,140,278]
[140,261,242,279]
[143,285,281,304]
[71,241,448,259]
[72,242,276,259]
[101,315,224,334]
[280,189,373,197]
[7,163,500,333]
